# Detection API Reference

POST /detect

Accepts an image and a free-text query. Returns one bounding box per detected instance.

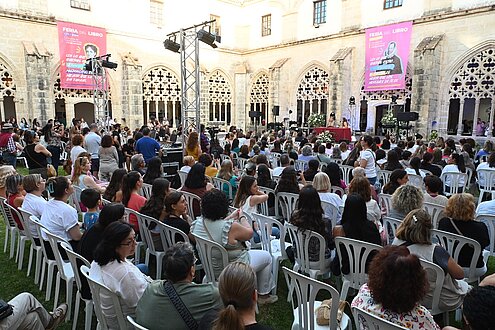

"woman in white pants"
[191,189,277,304]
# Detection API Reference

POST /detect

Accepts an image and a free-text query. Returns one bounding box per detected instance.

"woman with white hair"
[312,172,343,222]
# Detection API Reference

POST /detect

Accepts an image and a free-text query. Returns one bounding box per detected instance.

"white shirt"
[423,193,448,208]
[359,149,377,178]
[273,166,286,177]
[40,199,78,241]
[341,150,351,161]
[366,199,381,223]
[179,165,191,173]
[90,260,150,329]
[318,192,343,222]
[405,168,427,178]
[71,146,87,164]
[476,199,495,216]
[441,164,465,186]
[22,193,48,237]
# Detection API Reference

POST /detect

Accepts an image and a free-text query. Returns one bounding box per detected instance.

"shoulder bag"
[163,280,198,330]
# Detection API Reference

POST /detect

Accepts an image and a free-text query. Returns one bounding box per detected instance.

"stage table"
[313,127,352,142]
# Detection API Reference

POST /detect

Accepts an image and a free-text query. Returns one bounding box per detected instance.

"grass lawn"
[0,165,492,329]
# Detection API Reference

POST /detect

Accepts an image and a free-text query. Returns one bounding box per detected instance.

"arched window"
[142,66,181,126]
[208,70,232,125]
[296,66,329,125]
[0,63,17,122]
[249,73,269,125]
[447,48,495,136]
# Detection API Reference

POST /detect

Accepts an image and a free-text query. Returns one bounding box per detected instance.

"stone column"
[472,98,481,137]
[329,48,353,123]
[234,65,248,131]
[23,42,52,123]
[65,99,75,123]
[411,35,444,137]
[488,98,495,138]
[120,53,143,130]
[457,98,465,135]
[270,67,281,124]
[0,98,4,122]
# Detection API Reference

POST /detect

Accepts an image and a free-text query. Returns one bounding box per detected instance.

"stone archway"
[295,66,329,126]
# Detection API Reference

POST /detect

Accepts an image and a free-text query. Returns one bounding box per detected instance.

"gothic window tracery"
[0,63,16,98]
[296,66,329,125]
[447,48,495,135]
[142,66,181,125]
[249,73,269,125]
[208,70,232,125]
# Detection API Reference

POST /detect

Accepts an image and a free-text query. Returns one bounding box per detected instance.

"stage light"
[197,29,218,48]
[163,38,180,53]
[102,59,118,69]
[349,96,356,106]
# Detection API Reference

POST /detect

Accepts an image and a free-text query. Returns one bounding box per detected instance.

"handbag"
[163,280,198,330]
[315,298,349,328]
[0,299,13,321]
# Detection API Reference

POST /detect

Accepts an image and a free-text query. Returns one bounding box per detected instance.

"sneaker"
[258,294,278,305]
[47,303,68,330]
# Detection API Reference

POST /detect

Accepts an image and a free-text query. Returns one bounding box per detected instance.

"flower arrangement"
[307,113,326,128]
[316,131,334,143]
[381,109,397,126]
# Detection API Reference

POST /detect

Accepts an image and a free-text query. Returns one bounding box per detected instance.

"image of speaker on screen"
[378,41,403,75]
[84,43,99,59]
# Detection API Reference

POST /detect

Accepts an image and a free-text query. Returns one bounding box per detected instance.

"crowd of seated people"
[3,121,495,330]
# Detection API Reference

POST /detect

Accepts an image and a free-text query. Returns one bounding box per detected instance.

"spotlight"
[163,38,180,53]
[197,29,218,48]
[102,59,118,69]
[349,96,356,105]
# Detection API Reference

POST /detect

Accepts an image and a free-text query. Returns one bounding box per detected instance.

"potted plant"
[307,113,326,128]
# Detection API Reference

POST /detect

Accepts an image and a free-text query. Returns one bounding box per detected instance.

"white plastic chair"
[330,185,345,197]
[419,258,449,324]
[476,213,495,256]
[178,170,188,187]
[378,193,393,216]
[377,169,393,187]
[123,207,146,264]
[277,192,299,222]
[477,168,495,204]
[60,242,93,330]
[251,213,289,294]
[70,186,83,214]
[41,228,75,321]
[155,221,189,246]
[382,216,402,245]
[140,183,152,199]
[80,265,128,330]
[236,157,248,170]
[0,196,19,259]
[29,216,57,302]
[212,177,234,201]
[258,186,276,217]
[286,223,331,279]
[352,306,407,330]
[127,315,149,330]
[3,200,29,269]
[321,200,340,228]
[269,152,281,168]
[431,229,482,283]
[283,266,350,330]
[181,191,202,221]
[407,174,425,190]
[294,159,308,172]
[191,233,229,286]
[340,165,354,186]
[18,207,43,282]
[440,172,468,196]
[220,154,230,163]
[135,212,167,279]
[334,237,383,300]
[423,202,445,229]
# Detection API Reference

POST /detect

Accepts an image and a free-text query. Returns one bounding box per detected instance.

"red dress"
[8,193,23,230]
[126,193,146,233]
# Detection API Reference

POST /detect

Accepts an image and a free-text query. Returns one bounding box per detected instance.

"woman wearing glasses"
[91,221,152,329]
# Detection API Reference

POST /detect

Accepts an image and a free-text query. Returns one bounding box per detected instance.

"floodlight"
[164,38,180,53]
[197,29,218,48]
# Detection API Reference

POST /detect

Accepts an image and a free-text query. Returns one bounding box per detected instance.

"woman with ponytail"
[122,171,146,233]
[213,262,272,330]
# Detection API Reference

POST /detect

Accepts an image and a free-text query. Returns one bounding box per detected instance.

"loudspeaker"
[396,111,419,122]
[272,106,280,116]
[249,111,262,118]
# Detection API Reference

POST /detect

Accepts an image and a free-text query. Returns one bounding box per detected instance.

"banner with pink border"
[57,21,106,89]
[364,21,413,91]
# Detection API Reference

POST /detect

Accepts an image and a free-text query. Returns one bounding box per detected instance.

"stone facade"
[0,0,493,139]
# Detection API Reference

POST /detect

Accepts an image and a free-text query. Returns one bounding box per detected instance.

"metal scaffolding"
[86,57,111,131]
[179,29,201,135]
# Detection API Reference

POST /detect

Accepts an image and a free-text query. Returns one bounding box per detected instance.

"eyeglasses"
[120,236,137,246]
